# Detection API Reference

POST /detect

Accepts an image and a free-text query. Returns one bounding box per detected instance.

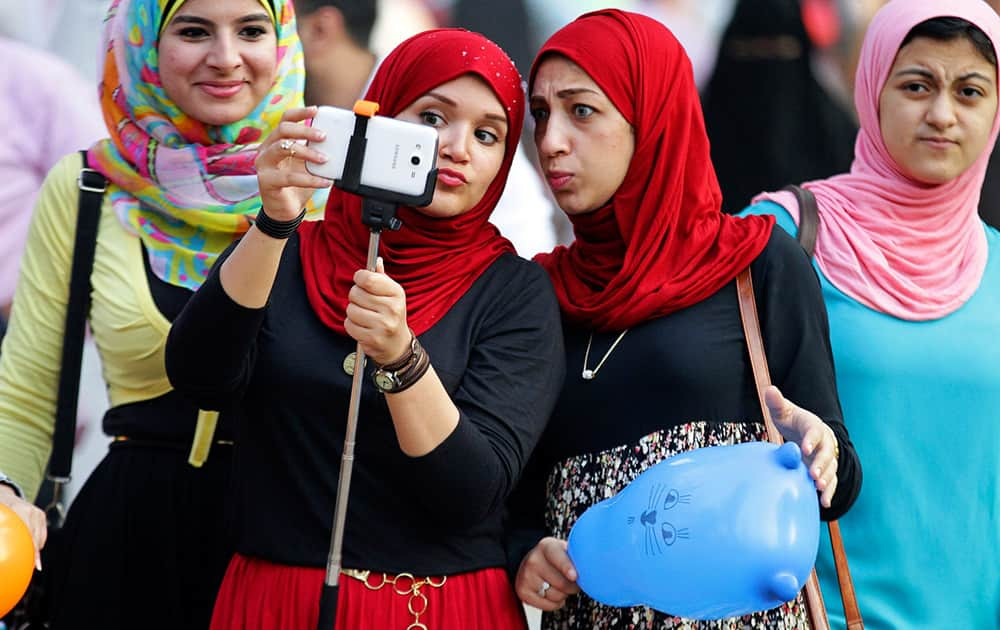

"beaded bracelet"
[254,207,306,240]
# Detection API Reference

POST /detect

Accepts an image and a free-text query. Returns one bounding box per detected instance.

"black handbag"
[2,151,106,630]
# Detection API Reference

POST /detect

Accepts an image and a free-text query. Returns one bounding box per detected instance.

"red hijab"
[299,29,523,335]
[531,10,775,332]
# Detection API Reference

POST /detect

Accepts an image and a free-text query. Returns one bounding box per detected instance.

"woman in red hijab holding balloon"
[166,28,563,629]
[506,10,862,628]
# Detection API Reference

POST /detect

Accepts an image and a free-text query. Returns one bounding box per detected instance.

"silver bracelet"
[0,469,24,498]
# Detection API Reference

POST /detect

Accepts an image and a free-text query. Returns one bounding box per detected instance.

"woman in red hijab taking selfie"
[166,29,563,629]
[506,10,862,628]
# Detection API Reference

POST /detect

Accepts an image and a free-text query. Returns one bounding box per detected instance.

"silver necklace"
[581,329,629,380]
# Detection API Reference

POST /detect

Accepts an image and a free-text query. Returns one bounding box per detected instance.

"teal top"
[742,201,1000,630]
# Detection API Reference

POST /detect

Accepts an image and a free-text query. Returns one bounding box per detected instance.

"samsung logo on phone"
[391,144,400,170]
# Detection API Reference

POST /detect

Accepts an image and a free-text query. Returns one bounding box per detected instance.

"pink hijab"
[755,0,1000,321]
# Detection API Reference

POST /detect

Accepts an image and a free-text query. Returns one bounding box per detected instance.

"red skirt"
[210,553,528,630]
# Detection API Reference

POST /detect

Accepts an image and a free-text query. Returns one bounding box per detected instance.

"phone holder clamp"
[341,100,402,232]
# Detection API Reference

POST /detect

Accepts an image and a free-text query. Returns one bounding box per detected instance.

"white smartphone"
[306,106,439,205]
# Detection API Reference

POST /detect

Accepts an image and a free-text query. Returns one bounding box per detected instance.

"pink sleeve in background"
[0,37,106,308]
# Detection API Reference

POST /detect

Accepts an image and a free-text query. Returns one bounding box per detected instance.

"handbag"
[2,151,106,630]
[736,267,863,630]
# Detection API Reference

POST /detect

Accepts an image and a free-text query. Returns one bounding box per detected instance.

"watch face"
[374,372,395,392]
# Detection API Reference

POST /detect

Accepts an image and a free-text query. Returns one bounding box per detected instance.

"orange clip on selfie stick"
[353,100,379,118]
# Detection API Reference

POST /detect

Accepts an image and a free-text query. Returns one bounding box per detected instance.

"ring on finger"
[538,580,551,599]
[279,138,296,157]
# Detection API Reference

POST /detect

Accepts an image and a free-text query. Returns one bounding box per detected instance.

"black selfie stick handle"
[361,197,401,231]
[317,584,338,629]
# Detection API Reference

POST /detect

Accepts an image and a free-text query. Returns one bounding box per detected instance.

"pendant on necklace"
[580,329,629,381]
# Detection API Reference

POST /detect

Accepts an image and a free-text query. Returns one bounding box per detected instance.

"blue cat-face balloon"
[566,441,819,619]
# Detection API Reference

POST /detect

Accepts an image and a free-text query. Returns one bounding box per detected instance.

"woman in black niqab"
[703,0,857,212]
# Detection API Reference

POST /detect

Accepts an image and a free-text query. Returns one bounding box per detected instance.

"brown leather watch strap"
[736,268,863,630]
[377,331,420,371]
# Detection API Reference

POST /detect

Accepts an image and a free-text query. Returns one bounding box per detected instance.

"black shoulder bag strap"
[782,184,820,258]
[43,151,107,528]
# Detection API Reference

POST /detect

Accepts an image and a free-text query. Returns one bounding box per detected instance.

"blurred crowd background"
[3,0,1000,513]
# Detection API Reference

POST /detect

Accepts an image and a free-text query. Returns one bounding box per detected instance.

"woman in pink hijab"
[743,0,1000,627]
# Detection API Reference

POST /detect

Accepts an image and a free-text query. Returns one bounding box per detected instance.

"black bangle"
[254,207,305,239]
[0,470,24,498]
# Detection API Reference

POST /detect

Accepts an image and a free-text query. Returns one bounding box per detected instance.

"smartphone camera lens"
[410,154,421,166]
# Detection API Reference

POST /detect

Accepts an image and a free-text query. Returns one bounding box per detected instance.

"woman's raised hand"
[515,537,580,612]
[345,258,411,366]
[255,106,332,220]
[0,485,46,570]
[765,385,840,508]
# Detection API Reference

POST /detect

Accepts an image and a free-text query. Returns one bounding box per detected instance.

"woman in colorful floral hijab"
[89,0,324,289]
[0,0,322,627]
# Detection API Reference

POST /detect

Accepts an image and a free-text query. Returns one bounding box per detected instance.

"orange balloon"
[0,503,35,617]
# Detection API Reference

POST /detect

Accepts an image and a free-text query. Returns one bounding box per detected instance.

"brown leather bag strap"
[735,269,782,444]
[736,269,863,630]
[782,185,819,258]
[829,520,865,630]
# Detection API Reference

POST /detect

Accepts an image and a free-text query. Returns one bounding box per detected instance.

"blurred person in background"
[702,0,857,212]
[295,0,379,109]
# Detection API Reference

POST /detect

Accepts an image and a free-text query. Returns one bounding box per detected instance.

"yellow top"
[0,153,175,498]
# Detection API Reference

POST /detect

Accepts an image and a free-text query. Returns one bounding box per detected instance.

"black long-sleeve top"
[506,230,862,573]
[166,236,565,575]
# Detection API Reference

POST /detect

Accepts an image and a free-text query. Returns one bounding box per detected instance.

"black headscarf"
[702,0,857,212]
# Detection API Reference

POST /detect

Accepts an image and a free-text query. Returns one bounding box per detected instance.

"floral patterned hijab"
[87,0,324,290]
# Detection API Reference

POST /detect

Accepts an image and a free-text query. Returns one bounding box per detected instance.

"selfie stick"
[317,100,431,630]
[317,200,398,630]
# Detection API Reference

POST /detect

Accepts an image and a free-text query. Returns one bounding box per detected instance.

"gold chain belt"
[341,568,448,630]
